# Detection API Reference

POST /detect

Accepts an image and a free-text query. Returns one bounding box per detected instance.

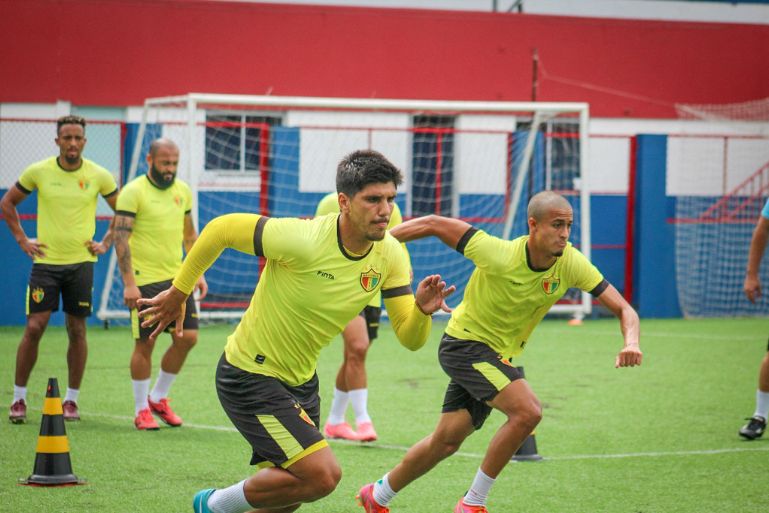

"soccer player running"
[357,191,643,513]
[113,138,208,431]
[136,150,455,513]
[740,198,769,440]
[2,115,118,424]
[316,191,411,442]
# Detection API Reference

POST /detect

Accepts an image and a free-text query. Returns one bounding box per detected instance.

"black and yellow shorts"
[27,262,94,317]
[359,305,382,341]
[438,333,524,430]
[130,279,198,340]
[215,354,328,468]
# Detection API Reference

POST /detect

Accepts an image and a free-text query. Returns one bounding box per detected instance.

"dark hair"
[57,115,86,134]
[336,149,403,197]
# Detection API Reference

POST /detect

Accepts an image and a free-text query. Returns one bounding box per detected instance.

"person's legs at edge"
[740,351,769,439]
[9,311,52,423]
[148,329,197,426]
[325,314,370,440]
[131,334,159,430]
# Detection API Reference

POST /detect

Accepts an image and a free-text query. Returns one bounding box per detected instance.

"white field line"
[51,409,769,462]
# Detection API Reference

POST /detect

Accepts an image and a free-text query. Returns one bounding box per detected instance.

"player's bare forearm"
[114,217,136,285]
[597,283,642,367]
[389,215,470,249]
[746,217,769,277]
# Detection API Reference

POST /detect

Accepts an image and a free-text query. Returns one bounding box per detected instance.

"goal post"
[98,94,590,323]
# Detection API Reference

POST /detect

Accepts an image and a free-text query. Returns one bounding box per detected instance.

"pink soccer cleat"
[454,498,489,513]
[356,421,378,442]
[356,483,389,513]
[148,397,183,427]
[324,421,359,440]
[134,407,160,430]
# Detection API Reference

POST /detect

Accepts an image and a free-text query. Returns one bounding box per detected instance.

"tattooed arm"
[114,214,141,310]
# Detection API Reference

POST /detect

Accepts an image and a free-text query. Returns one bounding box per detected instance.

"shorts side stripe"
[256,414,304,463]
[130,309,140,340]
[472,362,512,392]
[281,440,328,469]
[25,285,30,315]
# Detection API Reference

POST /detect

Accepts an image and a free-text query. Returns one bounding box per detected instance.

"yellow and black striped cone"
[21,377,85,486]
[511,366,543,462]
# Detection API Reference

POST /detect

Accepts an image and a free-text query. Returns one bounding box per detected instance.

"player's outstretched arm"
[137,213,261,339]
[596,283,642,368]
[389,215,471,249]
[745,216,769,303]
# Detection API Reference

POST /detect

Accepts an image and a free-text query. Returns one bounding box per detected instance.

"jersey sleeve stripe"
[103,188,118,198]
[589,279,609,297]
[456,227,479,254]
[382,284,413,298]
[115,210,136,218]
[253,216,269,257]
[15,181,32,195]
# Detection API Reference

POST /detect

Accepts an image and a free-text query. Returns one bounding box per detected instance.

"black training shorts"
[438,333,524,430]
[215,354,327,468]
[27,262,94,317]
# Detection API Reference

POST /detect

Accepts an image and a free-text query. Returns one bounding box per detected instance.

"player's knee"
[24,322,46,342]
[432,432,466,458]
[516,400,542,431]
[347,343,368,363]
[308,463,342,499]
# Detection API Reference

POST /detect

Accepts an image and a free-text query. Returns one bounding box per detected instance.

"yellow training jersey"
[17,157,117,265]
[315,192,409,307]
[445,230,604,359]
[116,175,193,286]
[223,214,412,386]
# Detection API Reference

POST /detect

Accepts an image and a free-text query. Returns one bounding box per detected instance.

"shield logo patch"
[31,287,45,303]
[542,277,560,295]
[360,268,381,292]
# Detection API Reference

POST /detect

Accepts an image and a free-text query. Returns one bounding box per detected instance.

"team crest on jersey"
[360,268,381,292]
[174,195,182,207]
[542,277,560,295]
[78,179,90,191]
[31,287,45,303]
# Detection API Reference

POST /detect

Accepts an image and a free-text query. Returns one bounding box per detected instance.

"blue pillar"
[633,135,682,318]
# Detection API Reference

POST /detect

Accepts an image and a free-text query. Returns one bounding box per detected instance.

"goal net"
[97,94,590,323]
[673,98,769,317]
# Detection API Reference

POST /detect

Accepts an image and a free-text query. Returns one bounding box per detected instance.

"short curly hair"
[336,149,403,197]
[56,115,86,135]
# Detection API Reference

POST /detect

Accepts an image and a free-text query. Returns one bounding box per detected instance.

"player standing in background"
[1,115,118,424]
[740,198,769,440]
[316,191,411,442]
[113,138,207,431]
[137,150,455,513]
[357,191,642,513]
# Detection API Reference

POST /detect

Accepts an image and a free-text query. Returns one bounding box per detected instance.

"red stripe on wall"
[1,0,767,118]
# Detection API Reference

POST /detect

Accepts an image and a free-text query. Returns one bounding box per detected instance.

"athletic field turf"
[1,317,767,512]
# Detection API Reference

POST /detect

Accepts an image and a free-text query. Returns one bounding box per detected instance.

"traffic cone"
[511,366,543,462]
[20,377,85,486]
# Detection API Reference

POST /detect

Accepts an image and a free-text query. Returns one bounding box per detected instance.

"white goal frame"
[97,93,591,323]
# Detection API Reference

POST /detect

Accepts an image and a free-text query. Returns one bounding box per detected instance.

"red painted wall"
[2,0,768,118]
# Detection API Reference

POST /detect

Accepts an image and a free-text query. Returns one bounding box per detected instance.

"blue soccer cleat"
[192,488,216,513]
